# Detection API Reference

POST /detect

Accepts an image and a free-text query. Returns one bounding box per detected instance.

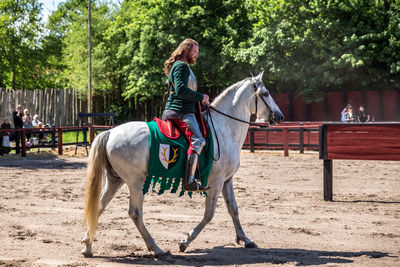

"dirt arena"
[0,149,399,266]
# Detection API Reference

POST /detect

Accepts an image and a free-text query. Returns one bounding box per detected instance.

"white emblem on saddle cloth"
[159,144,179,169]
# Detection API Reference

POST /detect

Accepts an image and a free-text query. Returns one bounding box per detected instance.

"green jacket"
[165,61,203,114]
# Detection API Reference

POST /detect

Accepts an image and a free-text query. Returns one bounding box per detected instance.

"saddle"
[154,118,181,140]
[154,103,209,141]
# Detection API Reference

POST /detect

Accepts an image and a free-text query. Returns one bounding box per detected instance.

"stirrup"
[183,180,209,192]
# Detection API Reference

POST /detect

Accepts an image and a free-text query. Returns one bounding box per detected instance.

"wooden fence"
[0,125,111,157]
[243,122,322,156]
[0,88,82,126]
[319,123,400,201]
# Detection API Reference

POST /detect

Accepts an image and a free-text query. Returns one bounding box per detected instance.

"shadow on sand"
[0,153,86,170]
[95,246,393,266]
[333,200,400,204]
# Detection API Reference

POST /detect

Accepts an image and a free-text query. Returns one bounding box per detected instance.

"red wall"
[366,91,380,121]
[310,101,324,121]
[383,90,398,121]
[292,94,307,121]
[327,91,343,121]
[274,93,289,121]
[272,89,399,122]
[347,91,363,111]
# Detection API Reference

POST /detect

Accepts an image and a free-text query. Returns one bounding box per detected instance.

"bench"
[319,123,400,201]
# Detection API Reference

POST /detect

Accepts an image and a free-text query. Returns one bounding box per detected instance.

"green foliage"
[234,0,400,102]
[0,0,43,89]
[101,0,256,119]
[1,0,398,111]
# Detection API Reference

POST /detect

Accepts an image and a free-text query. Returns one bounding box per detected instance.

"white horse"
[81,71,283,257]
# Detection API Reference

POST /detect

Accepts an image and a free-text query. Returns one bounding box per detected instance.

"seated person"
[37,122,49,143]
[357,105,370,123]
[32,114,40,127]
[345,106,356,123]
[0,118,12,155]
[340,104,351,122]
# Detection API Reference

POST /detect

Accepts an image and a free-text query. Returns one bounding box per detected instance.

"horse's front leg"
[222,177,257,248]
[179,181,224,252]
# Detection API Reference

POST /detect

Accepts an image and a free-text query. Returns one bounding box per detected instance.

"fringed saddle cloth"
[144,115,213,197]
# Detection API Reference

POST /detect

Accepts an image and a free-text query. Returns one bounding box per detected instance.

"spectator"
[345,105,356,123]
[37,122,49,143]
[32,114,40,127]
[340,104,352,122]
[23,109,33,146]
[12,104,23,154]
[357,105,370,123]
[0,118,12,155]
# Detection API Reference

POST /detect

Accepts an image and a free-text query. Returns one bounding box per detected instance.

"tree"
[107,0,255,119]
[233,0,400,102]
[0,0,43,89]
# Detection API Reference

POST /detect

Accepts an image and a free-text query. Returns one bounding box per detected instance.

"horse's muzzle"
[270,111,284,125]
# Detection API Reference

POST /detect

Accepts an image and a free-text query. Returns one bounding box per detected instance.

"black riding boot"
[183,153,208,192]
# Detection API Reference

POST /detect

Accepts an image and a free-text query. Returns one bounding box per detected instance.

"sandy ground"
[0,149,399,266]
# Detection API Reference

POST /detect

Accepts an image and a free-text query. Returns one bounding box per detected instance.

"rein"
[204,105,221,161]
[207,105,268,128]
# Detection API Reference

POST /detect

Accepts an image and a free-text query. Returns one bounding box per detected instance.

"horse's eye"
[263,91,270,97]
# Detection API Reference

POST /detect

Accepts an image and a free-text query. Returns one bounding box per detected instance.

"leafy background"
[1,0,399,121]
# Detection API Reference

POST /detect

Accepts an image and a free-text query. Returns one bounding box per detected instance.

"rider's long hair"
[163,38,198,76]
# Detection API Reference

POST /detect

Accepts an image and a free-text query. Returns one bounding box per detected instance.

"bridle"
[207,79,275,128]
[251,80,275,123]
[205,79,276,161]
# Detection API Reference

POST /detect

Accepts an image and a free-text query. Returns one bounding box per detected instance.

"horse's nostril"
[273,113,284,122]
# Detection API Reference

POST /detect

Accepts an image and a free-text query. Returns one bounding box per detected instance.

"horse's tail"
[83,130,110,243]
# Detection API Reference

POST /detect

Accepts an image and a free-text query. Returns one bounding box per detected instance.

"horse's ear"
[256,71,264,81]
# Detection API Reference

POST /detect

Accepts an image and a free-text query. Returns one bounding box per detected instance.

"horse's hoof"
[81,248,93,258]
[179,242,188,252]
[235,236,241,245]
[245,241,258,248]
[154,250,171,258]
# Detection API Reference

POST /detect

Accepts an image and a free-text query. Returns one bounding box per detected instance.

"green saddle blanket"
[143,120,214,196]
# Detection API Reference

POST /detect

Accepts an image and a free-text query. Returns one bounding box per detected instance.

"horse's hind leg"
[222,177,257,248]
[127,185,166,257]
[81,173,124,257]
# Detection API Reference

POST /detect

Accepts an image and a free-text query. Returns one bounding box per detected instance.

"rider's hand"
[202,94,210,106]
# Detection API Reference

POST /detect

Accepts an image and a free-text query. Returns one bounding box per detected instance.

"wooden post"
[283,127,289,157]
[90,126,95,144]
[38,90,43,123]
[88,0,92,124]
[55,90,60,126]
[51,128,56,149]
[20,90,24,109]
[250,128,255,153]
[21,130,26,157]
[44,88,49,124]
[323,159,333,201]
[58,128,63,155]
[299,124,304,154]
[59,89,65,126]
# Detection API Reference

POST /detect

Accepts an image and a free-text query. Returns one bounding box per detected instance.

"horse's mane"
[211,78,250,106]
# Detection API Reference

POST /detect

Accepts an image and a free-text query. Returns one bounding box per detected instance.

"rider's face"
[187,45,199,65]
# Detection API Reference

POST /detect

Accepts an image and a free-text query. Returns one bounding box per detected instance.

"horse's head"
[251,71,284,125]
